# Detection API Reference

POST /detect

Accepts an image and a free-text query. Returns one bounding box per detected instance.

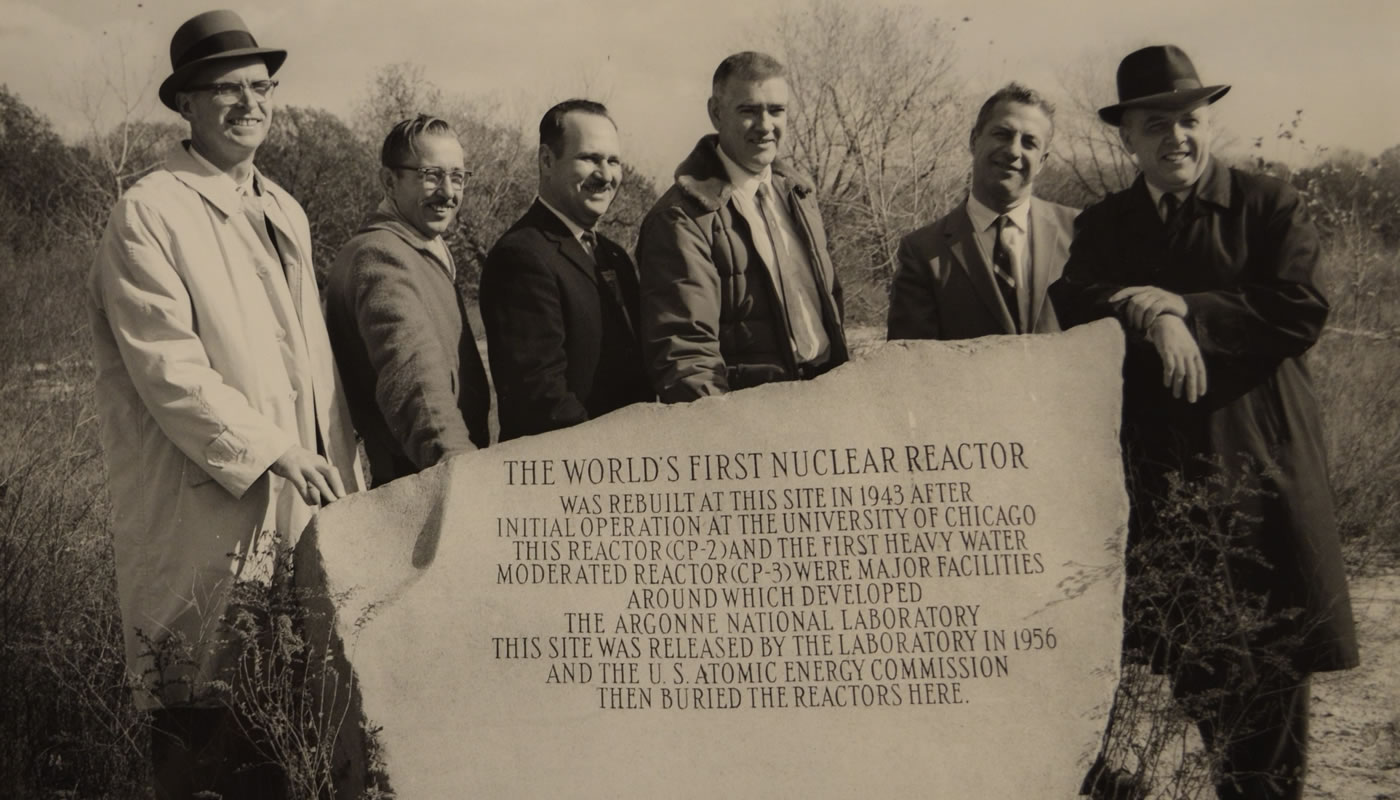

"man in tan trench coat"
[87,10,362,798]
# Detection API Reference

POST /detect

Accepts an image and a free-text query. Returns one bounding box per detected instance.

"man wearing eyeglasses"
[1051,46,1357,799]
[480,99,653,440]
[87,10,363,798]
[326,115,491,483]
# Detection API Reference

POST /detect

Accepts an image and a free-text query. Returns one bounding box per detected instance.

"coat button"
[274,328,285,340]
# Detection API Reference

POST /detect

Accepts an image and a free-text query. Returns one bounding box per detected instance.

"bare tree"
[352,62,447,144]
[60,38,180,243]
[1049,52,1137,205]
[771,0,967,321]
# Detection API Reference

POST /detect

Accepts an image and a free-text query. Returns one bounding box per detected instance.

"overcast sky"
[2,0,1396,185]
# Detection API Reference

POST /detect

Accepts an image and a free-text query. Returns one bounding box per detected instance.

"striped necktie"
[992,215,1021,333]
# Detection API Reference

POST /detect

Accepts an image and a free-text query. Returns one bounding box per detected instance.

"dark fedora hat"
[158,9,287,111]
[1097,45,1229,126]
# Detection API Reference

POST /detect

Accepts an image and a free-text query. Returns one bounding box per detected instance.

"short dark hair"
[969,83,1056,148]
[711,51,786,96]
[539,99,614,157]
[381,115,456,168]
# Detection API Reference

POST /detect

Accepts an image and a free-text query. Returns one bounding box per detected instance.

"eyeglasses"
[391,166,471,191]
[185,79,279,104]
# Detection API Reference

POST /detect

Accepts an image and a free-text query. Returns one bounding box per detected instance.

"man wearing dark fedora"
[1050,45,1358,800]
[88,9,362,798]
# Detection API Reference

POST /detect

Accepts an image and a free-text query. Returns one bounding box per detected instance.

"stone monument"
[298,319,1129,798]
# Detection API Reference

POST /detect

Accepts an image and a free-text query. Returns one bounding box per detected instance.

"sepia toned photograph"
[1,0,1396,797]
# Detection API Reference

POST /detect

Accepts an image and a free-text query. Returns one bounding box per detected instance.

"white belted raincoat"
[88,142,363,708]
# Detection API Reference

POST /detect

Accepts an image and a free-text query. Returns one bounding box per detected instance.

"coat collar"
[165,141,247,219]
[360,199,456,279]
[1130,156,1232,215]
[1192,157,1232,209]
[672,134,816,213]
[164,141,309,267]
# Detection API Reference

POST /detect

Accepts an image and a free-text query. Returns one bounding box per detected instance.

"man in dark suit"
[480,99,653,441]
[888,83,1076,340]
[1050,46,1357,800]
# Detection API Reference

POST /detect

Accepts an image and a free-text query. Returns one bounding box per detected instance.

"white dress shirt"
[715,144,830,364]
[966,193,1032,332]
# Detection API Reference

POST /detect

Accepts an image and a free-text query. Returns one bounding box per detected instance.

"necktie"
[582,230,633,334]
[1160,192,1181,227]
[754,183,797,337]
[992,215,1021,333]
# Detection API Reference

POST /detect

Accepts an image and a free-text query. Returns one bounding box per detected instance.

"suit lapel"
[527,201,599,286]
[553,234,599,285]
[945,206,1016,334]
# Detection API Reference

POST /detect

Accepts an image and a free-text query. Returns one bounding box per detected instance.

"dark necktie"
[1161,192,1181,228]
[582,230,633,334]
[992,215,1021,333]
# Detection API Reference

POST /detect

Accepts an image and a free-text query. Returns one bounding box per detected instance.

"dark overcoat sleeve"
[1046,202,1131,330]
[1179,179,1327,359]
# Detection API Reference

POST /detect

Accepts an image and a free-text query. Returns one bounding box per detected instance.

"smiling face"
[1120,102,1213,193]
[177,56,273,171]
[708,77,788,175]
[382,133,465,239]
[538,110,622,229]
[969,100,1053,212]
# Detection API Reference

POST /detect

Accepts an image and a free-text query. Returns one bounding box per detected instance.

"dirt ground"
[1308,570,1400,799]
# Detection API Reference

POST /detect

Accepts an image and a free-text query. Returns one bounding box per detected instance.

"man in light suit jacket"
[888,83,1077,340]
[480,99,653,441]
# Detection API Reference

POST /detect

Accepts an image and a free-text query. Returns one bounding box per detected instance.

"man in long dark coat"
[1050,46,1358,800]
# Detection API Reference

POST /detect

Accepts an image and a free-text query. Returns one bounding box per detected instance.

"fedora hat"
[1097,45,1229,126]
[158,9,287,111]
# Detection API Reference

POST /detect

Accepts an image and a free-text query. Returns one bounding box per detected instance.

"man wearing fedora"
[88,9,362,797]
[888,82,1077,340]
[1050,46,1358,799]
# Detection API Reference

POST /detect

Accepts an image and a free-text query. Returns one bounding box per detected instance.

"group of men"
[87,9,1355,800]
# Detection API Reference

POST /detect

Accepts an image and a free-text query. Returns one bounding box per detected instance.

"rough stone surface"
[299,319,1129,798]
